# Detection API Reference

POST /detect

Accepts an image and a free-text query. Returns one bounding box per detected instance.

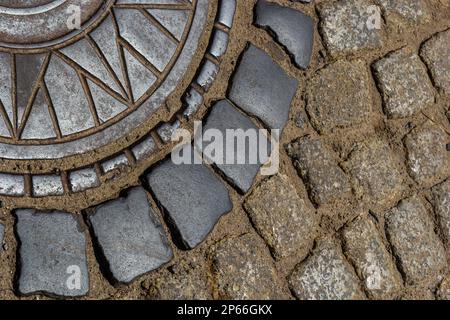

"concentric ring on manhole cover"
[0,0,113,49]
[0,0,230,208]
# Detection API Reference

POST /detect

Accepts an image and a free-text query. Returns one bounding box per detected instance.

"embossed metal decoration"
[0,0,231,206]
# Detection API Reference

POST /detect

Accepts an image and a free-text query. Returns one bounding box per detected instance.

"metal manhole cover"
[0,0,110,48]
[0,0,222,208]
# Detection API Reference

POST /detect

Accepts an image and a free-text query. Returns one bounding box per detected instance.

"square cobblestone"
[404,121,449,188]
[89,187,173,284]
[343,215,403,299]
[211,233,288,300]
[421,29,450,95]
[229,44,298,130]
[385,196,447,285]
[289,238,366,300]
[244,174,318,260]
[431,180,450,248]
[200,100,270,193]
[373,48,435,118]
[306,59,373,133]
[15,210,89,297]
[147,148,233,249]
[343,138,404,209]
[318,0,384,56]
[287,136,351,206]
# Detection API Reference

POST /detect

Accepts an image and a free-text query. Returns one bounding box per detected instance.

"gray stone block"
[16,210,89,297]
[229,44,298,130]
[147,149,233,249]
[200,100,270,193]
[385,197,447,285]
[289,238,366,300]
[89,187,173,284]
[255,0,314,69]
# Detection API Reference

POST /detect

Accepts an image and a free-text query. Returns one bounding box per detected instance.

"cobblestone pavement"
[0,0,449,300]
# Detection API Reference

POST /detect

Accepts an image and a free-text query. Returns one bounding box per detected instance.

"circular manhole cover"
[0,0,220,208]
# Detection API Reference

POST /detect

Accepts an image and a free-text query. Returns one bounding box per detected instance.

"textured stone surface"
[244,174,318,259]
[318,0,383,56]
[200,99,270,193]
[289,239,365,300]
[287,136,350,206]
[401,288,436,300]
[16,210,89,297]
[229,44,298,130]
[147,259,213,300]
[255,0,314,69]
[147,149,233,249]
[89,187,173,284]
[343,215,403,299]
[431,180,450,247]
[438,275,450,300]
[373,49,435,118]
[378,0,430,24]
[404,121,449,187]
[306,60,372,133]
[0,223,4,246]
[344,139,404,208]
[212,233,287,299]
[385,197,447,285]
[421,29,450,95]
